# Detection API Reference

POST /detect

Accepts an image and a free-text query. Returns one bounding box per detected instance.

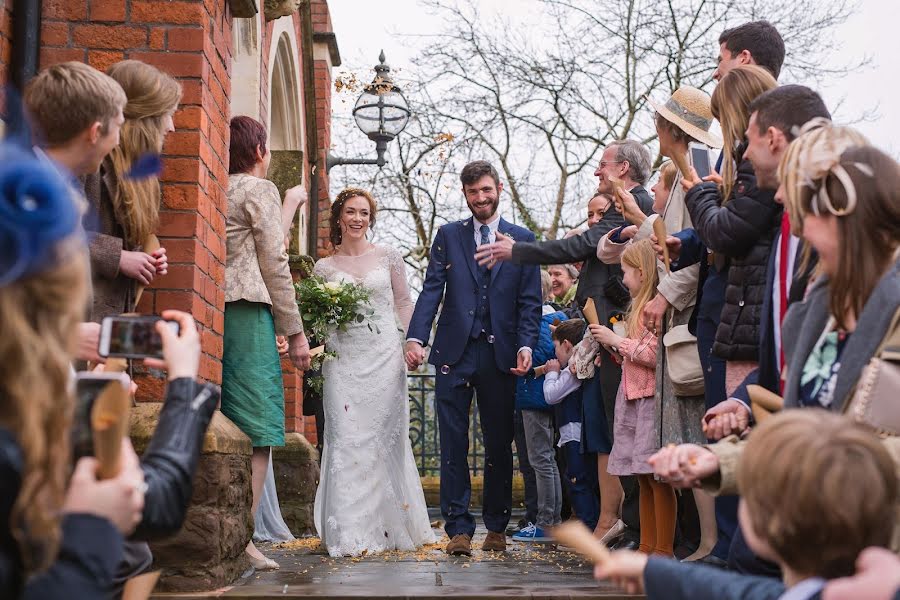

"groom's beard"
[467,198,499,222]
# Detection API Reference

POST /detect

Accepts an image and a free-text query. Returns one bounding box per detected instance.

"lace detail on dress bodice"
[313,245,414,334]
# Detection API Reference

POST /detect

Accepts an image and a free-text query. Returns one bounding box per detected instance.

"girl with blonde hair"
[590,240,676,556]
[0,145,145,598]
[84,59,182,322]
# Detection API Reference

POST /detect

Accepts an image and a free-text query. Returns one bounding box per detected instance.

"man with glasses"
[475,138,654,550]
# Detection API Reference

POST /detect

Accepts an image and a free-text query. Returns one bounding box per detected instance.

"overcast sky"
[329,0,897,158]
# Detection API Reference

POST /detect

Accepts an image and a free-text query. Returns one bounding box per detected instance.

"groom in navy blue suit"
[406,160,542,556]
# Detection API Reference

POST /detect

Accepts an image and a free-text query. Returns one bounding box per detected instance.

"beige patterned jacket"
[225,173,303,337]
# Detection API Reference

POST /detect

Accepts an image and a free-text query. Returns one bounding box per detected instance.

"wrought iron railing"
[408,367,518,478]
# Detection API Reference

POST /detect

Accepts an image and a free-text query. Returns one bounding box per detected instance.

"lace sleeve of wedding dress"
[386,246,414,334]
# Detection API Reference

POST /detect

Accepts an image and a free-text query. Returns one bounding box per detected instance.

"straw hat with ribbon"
[649,86,722,148]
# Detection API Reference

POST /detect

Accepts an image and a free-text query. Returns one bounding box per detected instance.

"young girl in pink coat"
[589,239,675,557]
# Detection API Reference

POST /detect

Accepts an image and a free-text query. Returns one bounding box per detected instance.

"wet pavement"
[151,526,642,599]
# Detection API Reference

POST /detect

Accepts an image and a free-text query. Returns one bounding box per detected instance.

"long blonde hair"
[106,60,182,247]
[711,65,777,201]
[0,248,88,575]
[621,239,660,337]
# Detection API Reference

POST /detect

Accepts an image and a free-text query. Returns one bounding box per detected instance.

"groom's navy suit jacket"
[407,216,542,372]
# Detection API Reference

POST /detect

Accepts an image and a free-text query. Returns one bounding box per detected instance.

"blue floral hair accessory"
[0,143,81,286]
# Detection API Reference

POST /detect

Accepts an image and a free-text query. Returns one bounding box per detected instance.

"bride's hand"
[405,340,425,371]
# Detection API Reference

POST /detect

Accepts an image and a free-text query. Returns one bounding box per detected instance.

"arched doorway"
[267,26,306,254]
[230,15,262,120]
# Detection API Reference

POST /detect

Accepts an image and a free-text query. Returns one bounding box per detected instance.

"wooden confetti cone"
[747,384,784,424]
[134,234,161,308]
[671,152,691,179]
[121,570,160,600]
[90,379,132,480]
[582,298,600,326]
[533,364,548,377]
[551,521,611,565]
[309,345,326,358]
[653,218,670,273]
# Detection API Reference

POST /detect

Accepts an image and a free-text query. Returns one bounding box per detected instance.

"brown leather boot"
[446,533,472,556]
[482,530,507,552]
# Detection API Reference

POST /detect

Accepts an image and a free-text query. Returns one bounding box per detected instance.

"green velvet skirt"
[221,300,285,447]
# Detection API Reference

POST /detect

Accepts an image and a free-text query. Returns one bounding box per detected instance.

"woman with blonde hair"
[681,65,779,400]
[84,59,182,322]
[0,144,145,597]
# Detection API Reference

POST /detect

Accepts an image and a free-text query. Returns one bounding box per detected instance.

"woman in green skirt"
[224,116,311,569]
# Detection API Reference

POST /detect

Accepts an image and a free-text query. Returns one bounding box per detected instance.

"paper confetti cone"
[91,379,132,480]
[552,521,611,565]
[582,298,600,326]
[653,218,671,273]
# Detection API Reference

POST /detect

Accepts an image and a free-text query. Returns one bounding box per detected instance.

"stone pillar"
[130,404,253,592]
[273,432,320,536]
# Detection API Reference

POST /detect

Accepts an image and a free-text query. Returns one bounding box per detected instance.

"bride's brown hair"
[0,247,88,575]
[106,60,182,247]
[329,188,377,249]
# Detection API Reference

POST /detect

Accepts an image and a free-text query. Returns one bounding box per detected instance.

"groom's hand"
[405,340,425,371]
[510,349,532,376]
[474,231,514,268]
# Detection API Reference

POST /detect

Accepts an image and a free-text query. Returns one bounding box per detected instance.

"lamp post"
[326,51,411,172]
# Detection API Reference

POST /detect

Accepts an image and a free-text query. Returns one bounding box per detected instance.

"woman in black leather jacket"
[682,65,780,398]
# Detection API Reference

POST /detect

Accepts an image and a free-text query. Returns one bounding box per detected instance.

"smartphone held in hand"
[99,315,179,359]
[688,142,712,180]
[72,371,131,460]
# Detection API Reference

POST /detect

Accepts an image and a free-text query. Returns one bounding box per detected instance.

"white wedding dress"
[313,244,435,557]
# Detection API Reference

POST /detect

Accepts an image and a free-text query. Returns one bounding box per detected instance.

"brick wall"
[38,0,233,395]
[5,0,335,444]
[0,0,11,84]
[311,0,333,258]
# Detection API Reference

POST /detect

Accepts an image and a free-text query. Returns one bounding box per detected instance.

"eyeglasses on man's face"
[599,160,625,169]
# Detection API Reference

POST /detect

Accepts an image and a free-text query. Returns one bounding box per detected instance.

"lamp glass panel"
[353,91,383,135]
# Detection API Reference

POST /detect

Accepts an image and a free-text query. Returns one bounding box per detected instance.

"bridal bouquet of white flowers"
[294,275,376,392]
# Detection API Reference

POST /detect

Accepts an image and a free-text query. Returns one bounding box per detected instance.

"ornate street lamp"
[326,51,410,172]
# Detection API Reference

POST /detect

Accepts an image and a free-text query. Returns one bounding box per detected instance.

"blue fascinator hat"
[0,143,81,286]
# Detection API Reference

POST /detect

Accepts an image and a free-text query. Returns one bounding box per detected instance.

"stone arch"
[266,19,306,252]
[230,14,262,120]
[267,26,303,151]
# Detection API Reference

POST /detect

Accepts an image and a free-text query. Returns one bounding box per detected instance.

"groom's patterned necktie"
[480,224,491,246]
[470,224,493,339]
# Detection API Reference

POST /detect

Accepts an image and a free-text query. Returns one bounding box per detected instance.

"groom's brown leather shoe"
[482,531,507,552]
[446,534,472,556]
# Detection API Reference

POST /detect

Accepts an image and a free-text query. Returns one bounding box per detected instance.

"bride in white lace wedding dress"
[313,190,434,557]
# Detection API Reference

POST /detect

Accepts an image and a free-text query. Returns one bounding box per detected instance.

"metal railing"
[408,367,518,478]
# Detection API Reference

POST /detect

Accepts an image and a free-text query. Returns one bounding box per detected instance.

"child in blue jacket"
[513,297,568,543]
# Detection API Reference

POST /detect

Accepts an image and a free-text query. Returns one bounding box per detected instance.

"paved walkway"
[151,526,641,599]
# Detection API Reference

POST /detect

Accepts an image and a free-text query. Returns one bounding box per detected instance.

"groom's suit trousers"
[435,335,516,538]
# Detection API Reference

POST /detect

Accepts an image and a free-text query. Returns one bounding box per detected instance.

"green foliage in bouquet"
[294,275,378,393]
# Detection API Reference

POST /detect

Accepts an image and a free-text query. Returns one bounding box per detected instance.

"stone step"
[150,530,642,600]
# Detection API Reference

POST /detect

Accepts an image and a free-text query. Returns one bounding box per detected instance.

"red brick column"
[0,0,12,84]
[38,0,232,396]
[311,0,333,259]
